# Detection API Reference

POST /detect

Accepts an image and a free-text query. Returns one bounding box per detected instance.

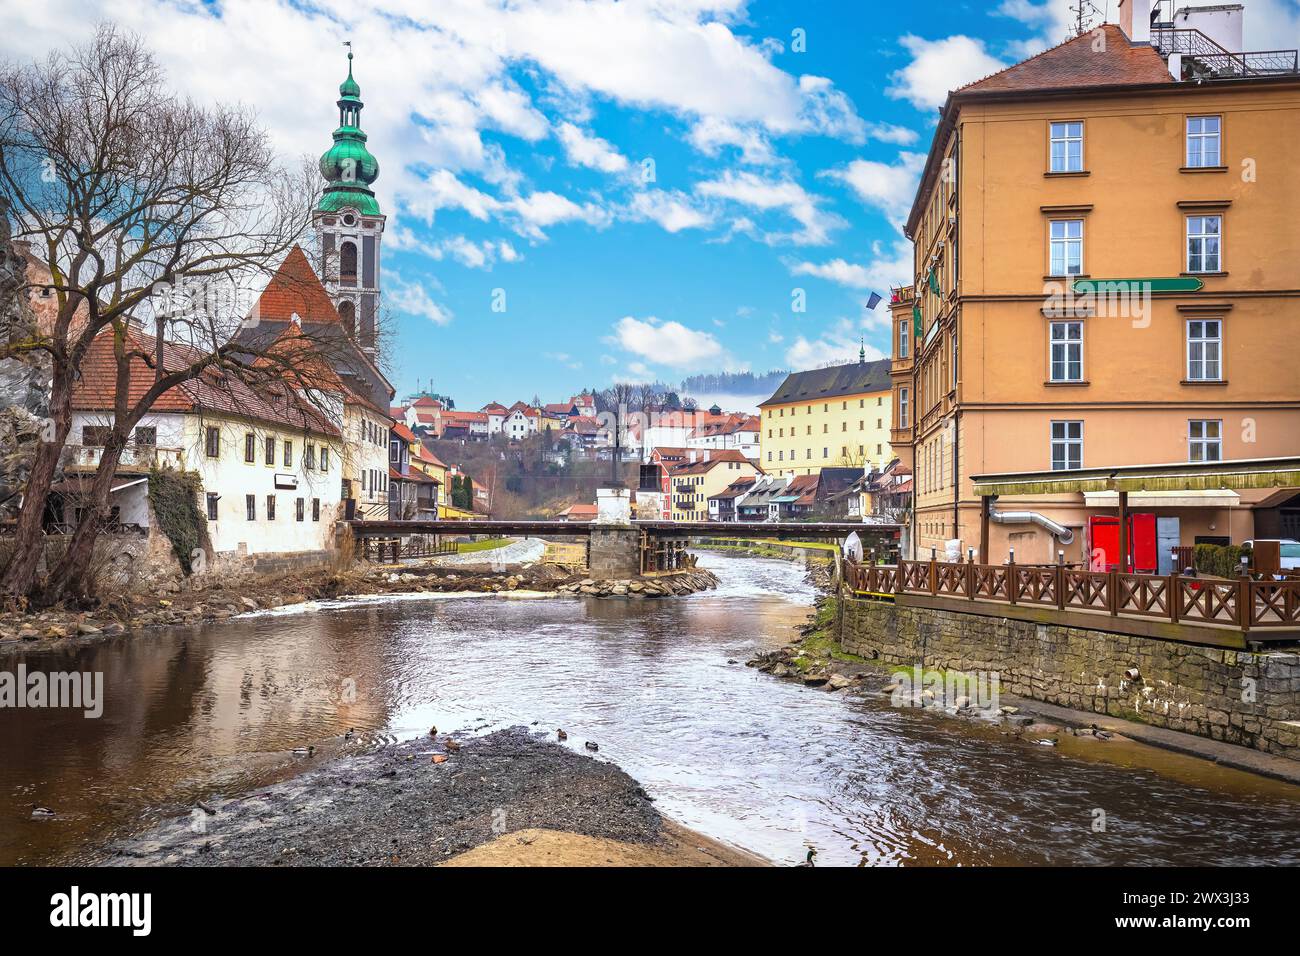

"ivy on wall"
[147,467,209,574]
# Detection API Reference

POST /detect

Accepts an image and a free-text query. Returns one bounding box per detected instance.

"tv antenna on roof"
[1067,0,1103,38]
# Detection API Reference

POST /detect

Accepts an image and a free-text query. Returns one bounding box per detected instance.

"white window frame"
[1048,219,1084,276]
[1186,318,1222,381]
[1049,121,1084,173]
[1186,215,1222,273]
[1188,419,1222,462]
[1049,320,1084,382]
[1186,115,1221,168]
[898,318,910,359]
[898,387,910,429]
[1050,420,1083,471]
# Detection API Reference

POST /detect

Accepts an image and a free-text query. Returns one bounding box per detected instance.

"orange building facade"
[890,14,1300,566]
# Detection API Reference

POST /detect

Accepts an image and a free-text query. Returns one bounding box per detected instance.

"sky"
[7,0,1300,410]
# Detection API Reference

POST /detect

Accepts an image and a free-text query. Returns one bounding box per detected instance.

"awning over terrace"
[970,457,1300,569]
[970,457,1300,498]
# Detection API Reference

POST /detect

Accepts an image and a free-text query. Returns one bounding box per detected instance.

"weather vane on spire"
[343,39,353,62]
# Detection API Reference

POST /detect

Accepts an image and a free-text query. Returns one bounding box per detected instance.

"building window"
[1049,121,1083,172]
[245,494,256,520]
[296,497,305,522]
[244,433,256,463]
[1048,220,1083,276]
[82,425,111,447]
[205,427,220,458]
[264,436,275,465]
[1186,319,1222,381]
[134,426,156,448]
[898,318,910,359]
[305,443,316,470]
[1186,115,1221,168]
[321,447,330,472]
[1189,419,1222,462]
[898,388,910,428]
[1186,215,1222,273]
[283,440,292,468]
[389,438,401,463]
[312,498,321,521]
[205,493,219,520]
[1049,320,1083,382]
[1050,420,1083,470]
[267,495,276,520]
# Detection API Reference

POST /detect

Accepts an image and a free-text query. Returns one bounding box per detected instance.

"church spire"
[859,336,866,364]
[318,43,380,215]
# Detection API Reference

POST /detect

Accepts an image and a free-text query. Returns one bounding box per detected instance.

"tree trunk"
[0,386,71,602]
[42,436,127,604]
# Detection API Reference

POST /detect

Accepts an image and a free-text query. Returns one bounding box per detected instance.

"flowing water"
[3,551,1300,866]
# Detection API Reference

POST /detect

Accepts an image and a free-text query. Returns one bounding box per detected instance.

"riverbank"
[0,551,718,656]
[97,727,763,867]
[751,593,1300,785]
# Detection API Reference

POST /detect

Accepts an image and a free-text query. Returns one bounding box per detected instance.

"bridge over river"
[350,519,902,576]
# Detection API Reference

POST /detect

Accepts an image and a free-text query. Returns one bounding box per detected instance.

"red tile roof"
[250,245,342,325]
[957,26,1171,97]
[557,503,598,520]
[71,328,339,436]
[392,422,419,443]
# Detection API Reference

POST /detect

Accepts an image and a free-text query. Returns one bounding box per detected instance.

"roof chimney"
[1118,0,1156,43]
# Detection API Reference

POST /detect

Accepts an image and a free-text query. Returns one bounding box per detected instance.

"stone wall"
[840,596,1300,760]
[588,526,641,579]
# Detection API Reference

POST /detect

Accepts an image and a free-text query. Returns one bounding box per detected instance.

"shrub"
[1192,542,1252,578]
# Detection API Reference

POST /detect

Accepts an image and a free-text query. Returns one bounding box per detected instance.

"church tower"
[313,47,384,357]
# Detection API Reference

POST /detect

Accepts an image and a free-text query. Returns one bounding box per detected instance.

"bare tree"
[0,25,320,603]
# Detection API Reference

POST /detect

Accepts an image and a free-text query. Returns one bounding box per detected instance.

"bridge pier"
[588,525,642,579]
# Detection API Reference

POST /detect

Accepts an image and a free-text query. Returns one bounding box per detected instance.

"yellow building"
[890,13,1300,565]
[668,450,761,521]
[758,357,892,478]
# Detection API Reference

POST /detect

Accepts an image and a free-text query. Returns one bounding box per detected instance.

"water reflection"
[2,552,1299,866]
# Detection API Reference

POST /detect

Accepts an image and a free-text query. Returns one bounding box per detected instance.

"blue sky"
[9,0,1299,409]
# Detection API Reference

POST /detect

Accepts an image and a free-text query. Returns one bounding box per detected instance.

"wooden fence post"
[929,547,938,595]
[1055,549,1066,611]
[1238,569,1252,633]
[1170,570,1181,623]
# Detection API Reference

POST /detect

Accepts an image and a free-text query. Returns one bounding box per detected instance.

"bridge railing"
[844,558,1300,633]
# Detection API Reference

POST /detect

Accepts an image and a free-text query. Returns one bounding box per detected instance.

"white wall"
[182,415,343,556]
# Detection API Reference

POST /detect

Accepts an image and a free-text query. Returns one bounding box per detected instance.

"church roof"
[251,246,342,325]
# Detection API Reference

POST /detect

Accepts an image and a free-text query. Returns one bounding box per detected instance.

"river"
[3,550,1300,866]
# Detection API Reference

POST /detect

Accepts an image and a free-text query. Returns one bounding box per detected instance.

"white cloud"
[887,34,1006,111]
[789,240,913,299]
[610,315,728,370]
[696,170,844,246]
[544,351,583,370]
[555,121,630,173]
[627,189,713,232]
[785,319,887,370]
[388,272,453,326]
[821,152,926,227]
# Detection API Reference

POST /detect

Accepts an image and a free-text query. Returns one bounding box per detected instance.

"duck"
[443,738,461,753]
[798,848,817,867]
[344,728,355,740]
[556,729,568,741]
[31,806,56,819]
[428,726,438,738]
[1033,738,1057,747]
[584,741,599,752]
[292,745,316,757]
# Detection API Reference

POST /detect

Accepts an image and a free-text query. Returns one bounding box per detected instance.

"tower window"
[340,242,358,286]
